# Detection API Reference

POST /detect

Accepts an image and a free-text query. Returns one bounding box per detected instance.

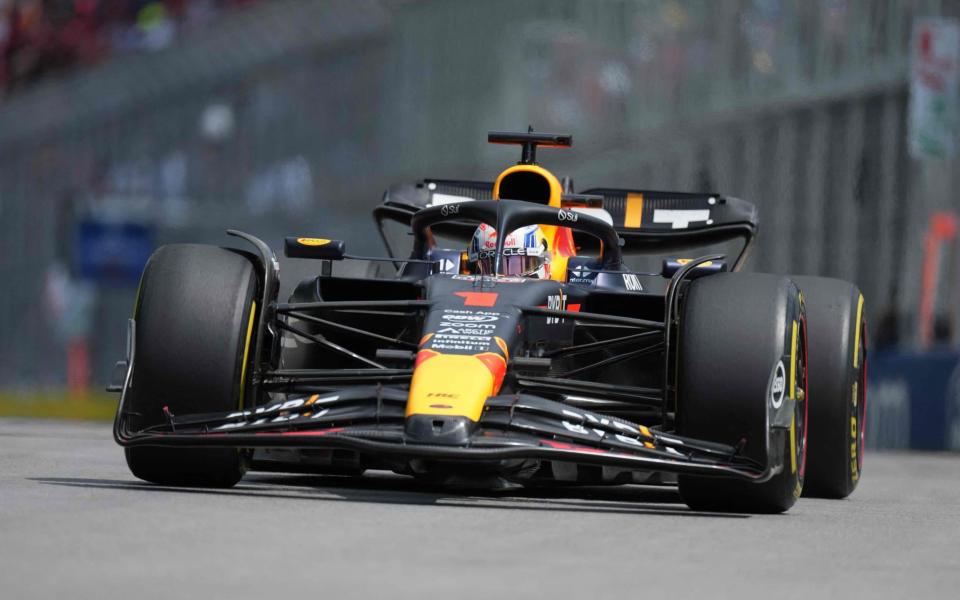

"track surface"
[1,418,958,599]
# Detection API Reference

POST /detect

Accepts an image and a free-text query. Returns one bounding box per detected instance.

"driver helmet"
[469,223,551,278]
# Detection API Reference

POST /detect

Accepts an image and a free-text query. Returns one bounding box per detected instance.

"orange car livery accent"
[474,352,507,391]
[624,193,644,228]
[414,349,440,367]
[546,225,576,281]
[494,336,510,358]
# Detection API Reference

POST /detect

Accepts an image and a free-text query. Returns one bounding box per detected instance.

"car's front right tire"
[124,244,258,487]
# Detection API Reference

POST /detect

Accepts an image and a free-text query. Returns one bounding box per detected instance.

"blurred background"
[0,0,958,451]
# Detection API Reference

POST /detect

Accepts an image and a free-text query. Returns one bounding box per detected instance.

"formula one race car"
[111,130,867,513]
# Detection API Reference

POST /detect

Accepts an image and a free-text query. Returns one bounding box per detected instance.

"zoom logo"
[442,314,498,323]
[557,209,579,222]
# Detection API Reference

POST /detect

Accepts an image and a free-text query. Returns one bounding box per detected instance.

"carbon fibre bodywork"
[113,225,786,486]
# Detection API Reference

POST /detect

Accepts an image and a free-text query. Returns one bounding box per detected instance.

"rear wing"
[373,179,758,267]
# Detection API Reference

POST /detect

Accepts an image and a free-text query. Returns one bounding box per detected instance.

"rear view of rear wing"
[373,180,758,269]
[580,188,757,267]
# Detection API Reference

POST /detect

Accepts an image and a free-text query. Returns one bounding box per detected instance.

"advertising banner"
[75,220,154,285]
[909,18,960,159]
[869,349,960,450]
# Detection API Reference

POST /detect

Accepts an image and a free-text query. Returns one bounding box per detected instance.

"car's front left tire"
[676,273,808,513]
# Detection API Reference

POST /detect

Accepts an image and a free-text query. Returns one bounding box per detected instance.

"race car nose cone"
[405,415,476,446]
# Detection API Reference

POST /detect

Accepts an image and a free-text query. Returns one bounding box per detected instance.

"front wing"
[115,386,779,482]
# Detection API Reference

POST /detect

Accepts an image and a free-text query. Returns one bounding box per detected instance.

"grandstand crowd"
[0,0,258,95]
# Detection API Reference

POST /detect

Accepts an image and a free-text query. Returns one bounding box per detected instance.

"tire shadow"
[30,473,749,519]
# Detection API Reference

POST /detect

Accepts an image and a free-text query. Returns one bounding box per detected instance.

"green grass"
[0,390,118,422]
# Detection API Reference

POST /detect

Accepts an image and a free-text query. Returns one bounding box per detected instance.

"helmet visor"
[475,252,545,277]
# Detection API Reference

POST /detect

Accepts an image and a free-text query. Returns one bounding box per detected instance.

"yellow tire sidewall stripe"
[789,316,798,474]
[238,300,257,409]
[853,294,864,368]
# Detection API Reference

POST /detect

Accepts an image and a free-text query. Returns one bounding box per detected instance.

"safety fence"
[0,0,957,411]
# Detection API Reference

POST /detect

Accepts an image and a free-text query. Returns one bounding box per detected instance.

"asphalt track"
[1,418,958,599]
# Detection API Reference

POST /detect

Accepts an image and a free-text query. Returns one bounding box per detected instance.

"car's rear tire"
[677,273,807,513]
[791,276,866,499]
[124,244,258,487]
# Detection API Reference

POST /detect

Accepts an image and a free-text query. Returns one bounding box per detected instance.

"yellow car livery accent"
[674,258,714,267]
[406,352,505,421]
[493,164,563,208]
[296,238,331,246]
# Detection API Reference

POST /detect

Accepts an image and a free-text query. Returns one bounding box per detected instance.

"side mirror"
[560,193,604,209]
[284,237,346,260]
[661,258,727,278]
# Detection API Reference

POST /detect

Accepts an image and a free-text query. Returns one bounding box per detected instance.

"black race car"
[111,131,867,513]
